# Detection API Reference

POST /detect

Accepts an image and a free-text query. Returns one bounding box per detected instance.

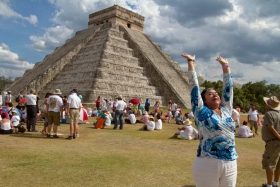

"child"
[10,110,20,133]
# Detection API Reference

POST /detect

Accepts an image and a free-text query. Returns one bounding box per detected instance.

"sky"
[0,0,280,85]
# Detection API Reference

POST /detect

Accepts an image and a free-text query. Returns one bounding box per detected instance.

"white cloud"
[0,0,38,25]
[29,25,73,52]
[0,43,34,78]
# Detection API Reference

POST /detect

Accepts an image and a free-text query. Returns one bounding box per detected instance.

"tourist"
[19,95,27,105]
[91,107,98,117]
[104,110,112,127]
[232,107,240,128]
[101,98,108,111]
[237,121,254,138]
[139,116,155,131]
[4,91,12,106]
[66,89,82,140]
[154,100,160,116]
[125,111,136,124]
[0,91,2,106]
[113,95,127,130]
[46,89,63,138]
[10,109,20,133]
[15,91,23,104]
[170,119,198,140]
[144,98,150,112]
[154,113,162,130]
[0,113,14,134]
[181,53,237,187]
[167,108,173,123]
[261,96,280,187]
[168,100,172,110]
[40,92,52,135]
[171,101,177,117]
[248,105,260,135]
[25,89,38,132]
[96,96,101,110]
[7,102,15,119]
[175,112,184,125]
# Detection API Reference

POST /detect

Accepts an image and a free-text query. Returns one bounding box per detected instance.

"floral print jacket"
[188,71,238,161]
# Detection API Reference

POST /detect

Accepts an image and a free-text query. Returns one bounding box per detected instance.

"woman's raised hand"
[181,53,195,61]
[216,56,228,66]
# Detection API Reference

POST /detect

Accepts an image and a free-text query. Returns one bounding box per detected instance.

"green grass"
[0,107,266,187]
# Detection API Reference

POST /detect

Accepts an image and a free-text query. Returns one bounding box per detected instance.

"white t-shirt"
[232,109,240,126]
[155,119,162,130]
[0,95,2,105]
[47,95,63,112]
[11,115,20,127]
[1,121,11,130]
[174,110,180,118]
[248,109,258,121]
[238,125,253,138]
[178,125,198,140]
[104,116,111,126]
[101,100,107,111]
[171,103,177,111]
[25,94,37,105]
[146,121,155,131]
[128,114,136,124]
[67,93,82,109]
[115,100,126,110]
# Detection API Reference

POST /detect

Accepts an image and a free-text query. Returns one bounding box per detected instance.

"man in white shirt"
[248,105,259,135]
[171,101,177,117]
[66,89,82,140]
[238,121,254,138]
[113,95,127,130]
[4,91,12,106]
[101,98,107,111]
[25,89,38,132]
[170,119,199,140]
[46,89,63,138]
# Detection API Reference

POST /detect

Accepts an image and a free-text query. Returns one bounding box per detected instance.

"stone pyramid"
[6,5,191,108]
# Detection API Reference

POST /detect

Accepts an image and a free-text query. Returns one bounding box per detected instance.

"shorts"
[249,120,258,129]
[48,111,61,126]
[262,140,280,170]
[70,109,80,124]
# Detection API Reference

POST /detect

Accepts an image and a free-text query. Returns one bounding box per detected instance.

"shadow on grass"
[8,133,66,140]
[182,185,195,187]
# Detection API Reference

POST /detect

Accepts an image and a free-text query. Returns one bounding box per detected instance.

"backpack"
[17,124,26,133]
[15,95,20,102]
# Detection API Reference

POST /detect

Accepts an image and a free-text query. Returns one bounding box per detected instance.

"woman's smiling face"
[204,89,221,109]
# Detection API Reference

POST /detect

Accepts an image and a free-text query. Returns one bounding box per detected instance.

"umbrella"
[79,107,88,121]
[129,98,140,105]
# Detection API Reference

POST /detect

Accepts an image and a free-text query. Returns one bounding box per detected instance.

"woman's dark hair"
[45,92,52,98]
[242,121,247,125]
[201,88,215,106]
[8,102,13,107]
[1,113,7,119]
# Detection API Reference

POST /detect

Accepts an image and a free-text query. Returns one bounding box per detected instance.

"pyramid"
[6,5,191,108]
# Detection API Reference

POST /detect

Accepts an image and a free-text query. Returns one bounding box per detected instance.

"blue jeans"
[114,110,124,129]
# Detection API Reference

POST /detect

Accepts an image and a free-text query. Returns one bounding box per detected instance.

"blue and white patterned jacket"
[188,71,238,161]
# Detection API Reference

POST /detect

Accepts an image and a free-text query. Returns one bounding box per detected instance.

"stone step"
[100,59,143,70]
[103,51,138,64]
[104,43,133,56]
[107,36,128,47]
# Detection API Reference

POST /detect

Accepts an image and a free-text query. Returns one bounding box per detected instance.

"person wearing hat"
[65,89,82,140]
[46,89,63,138]
[170,119,199,140]
[113,95,127,130]
[10,109,20,133]
[261,96,280,187]
[25,88,38,132]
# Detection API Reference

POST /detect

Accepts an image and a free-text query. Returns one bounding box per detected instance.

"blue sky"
[0,0,280,85]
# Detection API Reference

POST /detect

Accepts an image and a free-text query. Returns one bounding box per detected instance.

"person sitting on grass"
[139,116,155,131]
[124,110,136,124]
[170,119,199,140]
[0,113,14,134]
[10,110,20,133]
[154,113,162,130]
[237,121,254,138]
[175,112,184,125]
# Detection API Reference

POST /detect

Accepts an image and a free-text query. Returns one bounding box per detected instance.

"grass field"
[0,107,266,187]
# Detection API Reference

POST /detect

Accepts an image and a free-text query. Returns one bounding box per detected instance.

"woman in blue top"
[181,53,238,187]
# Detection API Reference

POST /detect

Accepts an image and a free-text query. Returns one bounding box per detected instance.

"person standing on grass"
[144,98,150,112]
[113,95,126,130]
[248,105,260,135]
[25,89,38,132]
[66,89,82,140]
[171,101,177,117]
[182,53,238,187]
[261,96,280,187]
[46,89,63,138]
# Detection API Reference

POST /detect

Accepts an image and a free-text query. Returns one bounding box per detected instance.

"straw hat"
[53,89,62,95]
[263,96,280,110]
[184,119,192,126]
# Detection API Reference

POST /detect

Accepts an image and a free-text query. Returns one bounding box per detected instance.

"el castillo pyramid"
[6,5,191,108]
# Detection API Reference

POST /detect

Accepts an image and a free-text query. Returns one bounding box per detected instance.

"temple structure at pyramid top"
[6,5,191,108]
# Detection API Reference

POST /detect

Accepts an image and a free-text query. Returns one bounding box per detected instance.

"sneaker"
[262,184,277,187]
[76,134,79,138]
[47,134,51,138]
[53,134,59,138]
[66,136,73,140]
